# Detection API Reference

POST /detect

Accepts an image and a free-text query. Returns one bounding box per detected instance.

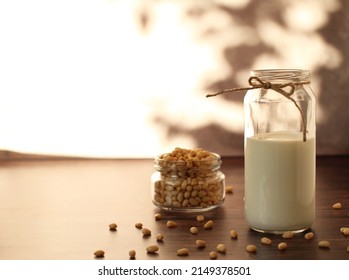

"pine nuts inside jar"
[151,147,225,212]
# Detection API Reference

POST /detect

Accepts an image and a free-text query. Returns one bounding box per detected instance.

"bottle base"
[249,226,310,234]
[153,201,223,213]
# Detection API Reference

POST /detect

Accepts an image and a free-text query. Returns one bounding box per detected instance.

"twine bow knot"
[248,77,296,97]
[206,76,299,98]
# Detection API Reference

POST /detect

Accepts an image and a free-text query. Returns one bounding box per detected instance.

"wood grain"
[0,156,348,260]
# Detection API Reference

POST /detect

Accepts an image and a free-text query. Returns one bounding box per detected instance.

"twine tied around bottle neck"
[206,76,310,142]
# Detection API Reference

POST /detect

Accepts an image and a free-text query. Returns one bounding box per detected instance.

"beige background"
[146,0,349,156]
[0,0,348,157]
[136,0,349,156]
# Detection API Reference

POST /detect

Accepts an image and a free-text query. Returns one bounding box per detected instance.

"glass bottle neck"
[250,69,310,84]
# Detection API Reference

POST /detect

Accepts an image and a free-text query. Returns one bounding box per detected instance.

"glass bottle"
[151,149,225,212]
[244,69,316,233]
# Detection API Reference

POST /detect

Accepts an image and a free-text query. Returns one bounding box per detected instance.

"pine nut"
[216,243,226,253]
[109,223,117,231]
[129,250,136,259]
[261,237,272,245]
[156,233,164,242]
[230,229,238,239]
[177,248,189,256]
[304,232,314,240]
[166,220,178,228]
[142,228,151,236]
[196,215,205,222]
[204,220,213,229]
[190,227,199,235]
[94,250,105,258]
[225,185,234,194]
[282,231,294,239]
[196,239,206,249]
[340,227,348,233]
[340,227,349,236]
[146,245,159,253]
[209,251,217,259]
[246,244,257,253]
[135,222,143,229]
[332,202,342,209]
[154,213,162,221]
[318,240,330,248]
[278,242,287,251]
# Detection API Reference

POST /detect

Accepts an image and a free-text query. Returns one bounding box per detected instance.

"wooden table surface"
[0,155,348,260]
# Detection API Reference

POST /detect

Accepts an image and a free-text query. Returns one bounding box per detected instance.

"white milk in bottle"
[245,131,315,233]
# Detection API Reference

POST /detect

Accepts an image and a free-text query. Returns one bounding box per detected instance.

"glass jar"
[244,69,316,233]
[151,148,225,212]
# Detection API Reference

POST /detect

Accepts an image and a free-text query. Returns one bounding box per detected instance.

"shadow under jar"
[244,69,316,234]
[151,149,225,212]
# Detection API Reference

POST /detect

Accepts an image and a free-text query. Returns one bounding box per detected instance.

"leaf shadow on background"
[140,0,349,155]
